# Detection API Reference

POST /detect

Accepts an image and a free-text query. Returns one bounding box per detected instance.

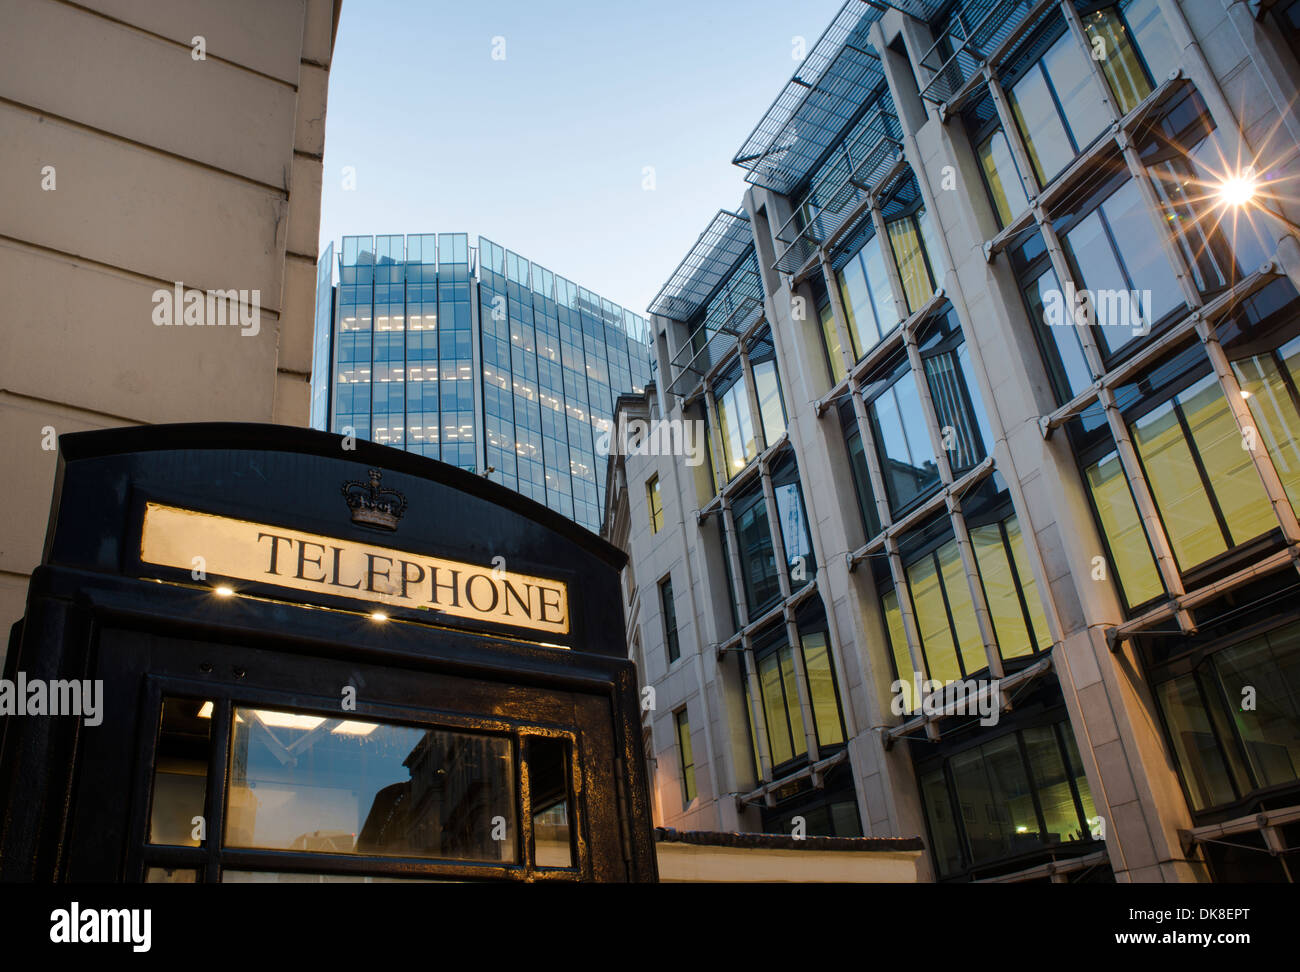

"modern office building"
[312,235,654,533]
[606,0,1300,882]
[0,0,343,644]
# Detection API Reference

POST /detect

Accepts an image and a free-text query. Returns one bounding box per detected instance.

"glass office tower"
[610,0,1300,883]
[312,234,652,533]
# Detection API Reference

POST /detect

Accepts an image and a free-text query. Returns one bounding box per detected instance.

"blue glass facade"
[313,234,651,533]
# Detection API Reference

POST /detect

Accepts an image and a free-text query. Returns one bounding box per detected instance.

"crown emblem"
[342,469,407,531]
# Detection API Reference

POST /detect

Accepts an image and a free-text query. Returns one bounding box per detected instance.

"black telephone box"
[0,424,656,882]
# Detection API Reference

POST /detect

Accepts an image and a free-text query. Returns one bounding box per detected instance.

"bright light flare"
[1216,168,1258,208]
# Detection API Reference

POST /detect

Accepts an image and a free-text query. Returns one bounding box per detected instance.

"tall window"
[1078,340,1286,609]
[1084,449,1164,607]
[1232,329,1300,513]
[660,575,680,664]
[1082,0,1177,115]
[1060,177,1185,351]
[749,330,787,445]
[674,708,696,805]
[1141,87,1274,296]
[715,363,758,479]
[801,631,846,748]
[919,308,992,474]
[819,301,847,384]
[882,488,1053,712]
[844,413,883,542]
[1008,24,1109,185]
[733,485,781,616]
[977,128,1031,227]
[836,232,899,358]
[866,354,940,514]
[919,718,1100,878]
[771,454,815,584]
[754,631,806,768]
[905,534,987,683]
[970,513,1054,658]
[646,475,664,534]
[1154,620,1300,812]
[887,206,938,314]
[1129,372,1275,571]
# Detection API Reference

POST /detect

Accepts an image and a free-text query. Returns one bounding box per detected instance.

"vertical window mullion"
[204,697,233,883]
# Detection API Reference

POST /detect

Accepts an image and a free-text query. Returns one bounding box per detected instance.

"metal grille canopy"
[648,210,753,322]
[732,1,940,195]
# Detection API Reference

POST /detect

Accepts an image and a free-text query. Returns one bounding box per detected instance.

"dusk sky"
[319,0,845,315]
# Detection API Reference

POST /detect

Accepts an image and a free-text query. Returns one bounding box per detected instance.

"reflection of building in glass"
[312,234,653,533]
[605,0,1300,883]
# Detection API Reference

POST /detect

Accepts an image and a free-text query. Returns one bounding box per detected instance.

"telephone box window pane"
[526,737,575,868]
[146,867,198,883]
[221,871,436,883]
[149,697,212,847]
[226,709,517,863]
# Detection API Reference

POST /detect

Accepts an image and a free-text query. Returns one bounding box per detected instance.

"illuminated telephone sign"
[0,424,656,884]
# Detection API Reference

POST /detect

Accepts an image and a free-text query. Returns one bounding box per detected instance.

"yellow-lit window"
[907,553,961,684]
[1084,7,1153,115]
[1086,452,1164,606]
[882,590,916,713]
[820,302,847,384]
[971,515,1054,661]
[646,475,664,534]
[887,213,936,314]
[938,540,987,676]
[978,130,1030,226]
[1234,337,1300,512]
[1132,376,1274,571]
[674,709,696,805]
[1005,515,1055,653]
[801,632,844,748]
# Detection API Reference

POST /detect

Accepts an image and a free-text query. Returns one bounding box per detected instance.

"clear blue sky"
[319,0,846,315]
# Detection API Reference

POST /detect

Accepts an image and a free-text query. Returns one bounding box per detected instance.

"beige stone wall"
[655,842,922,882]
[0,0,341,646]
